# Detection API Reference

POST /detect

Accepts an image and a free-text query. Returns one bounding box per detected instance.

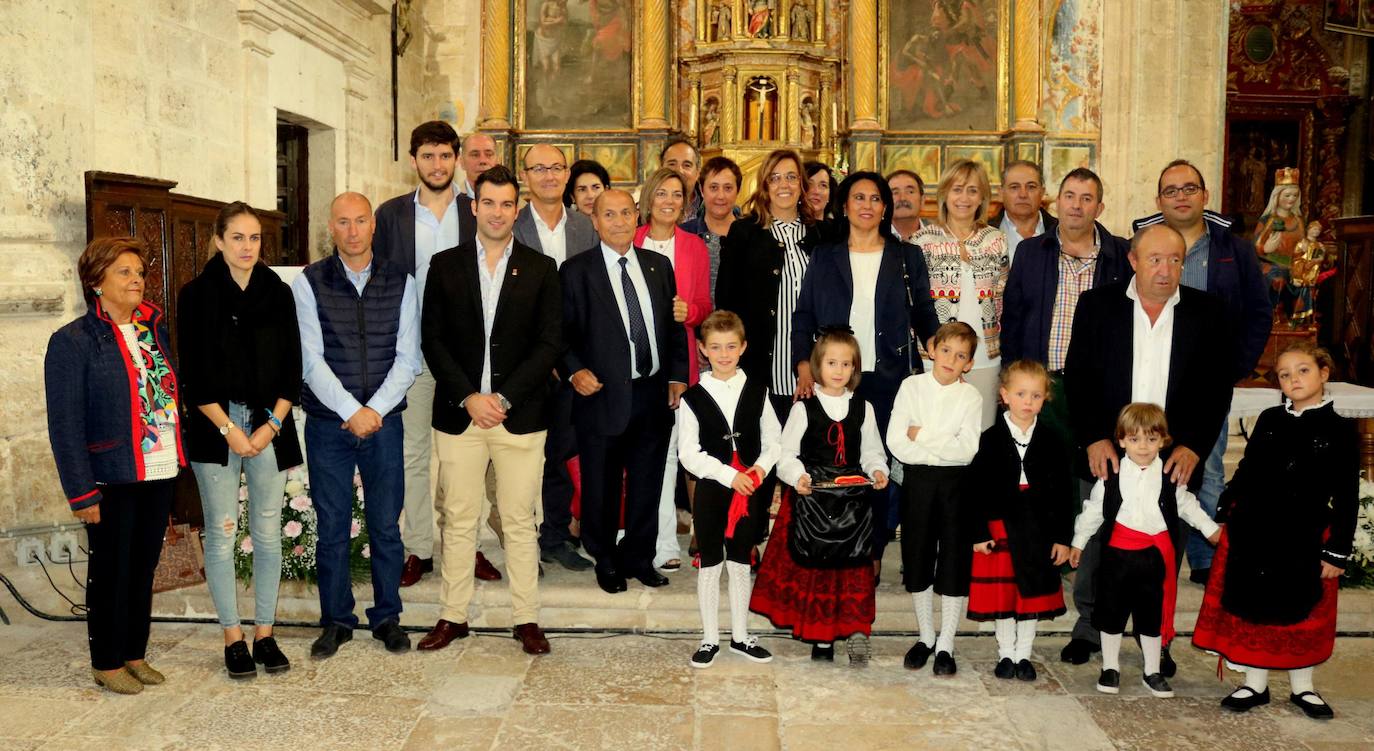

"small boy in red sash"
[1069,403,1220,697]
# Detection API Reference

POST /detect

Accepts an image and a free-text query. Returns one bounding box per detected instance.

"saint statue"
[711,0,732,41]
[1253,167,1306,311]
[790,1,813,41]
[701,98,720,147]
[799,99,817,148]
[1288,221,1329,328]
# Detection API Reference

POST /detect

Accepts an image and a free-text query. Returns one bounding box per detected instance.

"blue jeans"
[1186,416,1229,571]
[304,413,405,630]
[191,402,287,630]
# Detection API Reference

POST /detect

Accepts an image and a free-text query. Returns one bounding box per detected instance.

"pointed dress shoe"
[595,566,628,594]
[399,555,433,588]
[124,661,165,685]
[93,668,144,695]
[514,623,551,655]
[311,624,354,659]
[475,551,503,581]
[631,567,670,588]
[417,619,470,651]
[373,621,412,653]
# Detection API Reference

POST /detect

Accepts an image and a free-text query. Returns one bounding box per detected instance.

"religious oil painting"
[579,143,638,183]
[523,0,633,131]
[882,145,942,185]
[1042,0,1102,133]
[1045,144,1093,192]
[946,145,1004,186]
[887,0,1002,132]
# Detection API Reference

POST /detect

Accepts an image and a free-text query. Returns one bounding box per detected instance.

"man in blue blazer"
[560,190,690,593]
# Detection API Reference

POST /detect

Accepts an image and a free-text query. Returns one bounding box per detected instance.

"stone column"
[848,0,879,131]
[478,0,512,129]
[1099,0,1228,234]
[240,10,278,208]
[639,0,672,129]
[1011,0,1043,132]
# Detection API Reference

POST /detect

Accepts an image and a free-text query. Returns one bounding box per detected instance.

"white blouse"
[777,390,889,486]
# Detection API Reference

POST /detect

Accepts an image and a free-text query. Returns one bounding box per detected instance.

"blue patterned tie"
[619,256,653,377]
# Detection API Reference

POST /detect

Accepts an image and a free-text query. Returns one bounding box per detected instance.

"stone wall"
[0,0,480,531]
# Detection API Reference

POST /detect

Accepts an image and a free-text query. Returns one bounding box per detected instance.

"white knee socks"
[994,619,1016,660]
[935,595,964,654]
[698,563,721,645]
[1101,631,1123,672]
[725,561,752,643]
[912,587,935,647]
[1244,667,1270,693]
[1140,635,1162,676]
[1014,619,1037,662]
[1289,667,1318,699]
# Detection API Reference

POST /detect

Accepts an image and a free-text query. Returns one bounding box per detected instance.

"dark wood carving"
[84,171,287,528]
[1333,216,1374,384]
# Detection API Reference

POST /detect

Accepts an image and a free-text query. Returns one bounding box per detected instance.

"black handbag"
[787,466,874,568]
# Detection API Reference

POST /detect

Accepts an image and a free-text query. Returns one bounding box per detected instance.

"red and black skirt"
[750,490,875,642]
[1192,528,1339,670]
[967,519,1067,622]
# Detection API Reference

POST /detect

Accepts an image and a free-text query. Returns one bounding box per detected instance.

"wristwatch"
[495,393,512,411]
[218,421,237,436]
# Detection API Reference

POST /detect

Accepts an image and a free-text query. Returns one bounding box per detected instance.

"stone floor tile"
[1001,695,1116,750]
[698,714,781,751]
[0,696,99,739]
[401,715,502,751]
[492,705,693,751]
[693,673,779,714]
[1080,695,1290,751]
[515,637,693,707]
[969,659,1068,696]
[782,720,1007,751]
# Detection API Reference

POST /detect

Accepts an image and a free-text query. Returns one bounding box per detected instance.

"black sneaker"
[372,621,411,654]
[1160,647,1177,678]
[1221,686,1270,712]
[1290,691,1335,720]
[730,637,773,664]
[251,636,291,674]
[845,633,870,667]
[903,641,932,670]
[310,624,353,659]
[224,640,257,679]
[933,650,957,676]
[811,643,835,661]
[1014,659,1037,682]
[1188,567,1211,585]
[993,657,1015,679]
[1096,669,1120,694]
[541,542,593,572]
[1060,638,1100,665]
[690,643,720,669]
[1142,672,1175,698]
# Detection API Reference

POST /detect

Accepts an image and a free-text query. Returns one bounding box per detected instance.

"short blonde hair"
[1115,402,1172,447]
[935,158,992,228]
[999,359,1052,399]
[639,167,686,226]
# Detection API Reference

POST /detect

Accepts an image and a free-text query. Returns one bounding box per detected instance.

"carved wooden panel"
[1333,216,1374,384]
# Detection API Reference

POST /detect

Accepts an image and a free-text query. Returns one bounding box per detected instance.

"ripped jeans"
[191,402,288,630]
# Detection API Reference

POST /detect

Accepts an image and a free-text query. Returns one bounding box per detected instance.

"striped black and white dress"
[770,218,808,397]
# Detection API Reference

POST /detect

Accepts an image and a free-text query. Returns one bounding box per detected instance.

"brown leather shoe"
[513,623,551,655]
[417,619,470,651]
[475,551,503,581]
[399,555,433,588]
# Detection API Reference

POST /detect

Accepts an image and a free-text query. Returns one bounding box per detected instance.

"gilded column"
[819,72,834,159]
[722,65,739,143]
[848,0,879,130]
[478,0,512,129]
[640,0,671,129]
[786,70,801,145]
[689,72,702,141]
[1011,0,1043,132]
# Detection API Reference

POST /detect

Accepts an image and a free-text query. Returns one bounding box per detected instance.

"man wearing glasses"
[513,144,600,573]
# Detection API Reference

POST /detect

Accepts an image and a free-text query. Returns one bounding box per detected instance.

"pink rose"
[292,545,305,556]
[238,485,249,501]
[240,537,254,554]
[283,520,303,539]
[289,495,312,512]
[350,519,361,539]
[361,544,371,559]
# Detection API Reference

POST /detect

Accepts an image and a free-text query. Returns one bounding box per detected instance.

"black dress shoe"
[811,643,834,661]
[595,567,628,593]
[1221,686,1270,712]
[1290,691,1335,719]
[903,641,932,670]
[1188,567,1211,585]
[1014,659,1037,682]
[251,636,290,674]
[372,621,411,654]
[541,542,593,571]
[1060,638,1099,665]
[1160,646,1177,678]
[224,640,257,679]
[933,651,957,676]
[993,657,1015,679]
[310,624,353,659]
[631,568,670,588]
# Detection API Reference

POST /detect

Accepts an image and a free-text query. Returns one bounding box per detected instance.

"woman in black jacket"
[177,202,302,679]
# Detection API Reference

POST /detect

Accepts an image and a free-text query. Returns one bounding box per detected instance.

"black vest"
[300,254,410,419]
[798,395,864,473]
[680,379,768,466]
[1100,468,1182,547]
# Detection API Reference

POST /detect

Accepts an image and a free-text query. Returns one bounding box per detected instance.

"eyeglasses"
[524,164,567,176]
[1159,184,1202,199]
[767,173,800,185]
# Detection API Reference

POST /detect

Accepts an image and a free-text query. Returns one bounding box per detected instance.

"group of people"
[44,122,1358,721]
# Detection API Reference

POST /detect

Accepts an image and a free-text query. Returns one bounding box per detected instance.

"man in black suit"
[561,189,690,593]
[415,166,561,656]
[513,144,599,572]
[1062,223,1234,671]
[371,121,487,589]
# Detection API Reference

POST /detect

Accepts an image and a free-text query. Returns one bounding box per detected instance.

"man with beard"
[887,169,926,242]
[372,121,484,589]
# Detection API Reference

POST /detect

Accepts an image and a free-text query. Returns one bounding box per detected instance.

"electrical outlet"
[50,532,79,563]
[16,537,44,567]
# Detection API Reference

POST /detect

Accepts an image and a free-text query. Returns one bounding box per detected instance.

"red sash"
[725,451,762,539]
[1108,522,1178,643]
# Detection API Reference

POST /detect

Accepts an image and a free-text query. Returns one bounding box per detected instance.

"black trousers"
[84,479,174,671]
[577,379,671,574]
[1092,544,1165,637]
[901,464,971,595]
[693,480,770,568]
[538,381,578,551]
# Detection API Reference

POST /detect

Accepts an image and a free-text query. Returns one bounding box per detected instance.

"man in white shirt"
[991,161,1055,266]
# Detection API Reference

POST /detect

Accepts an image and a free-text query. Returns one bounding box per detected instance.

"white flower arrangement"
[1350,476,1374,588]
